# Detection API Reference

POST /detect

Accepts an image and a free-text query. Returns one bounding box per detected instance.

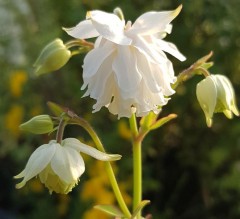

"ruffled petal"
[14,142,56,188]
[135,80,167,114]
[87,10,132,45]
[107,89,135,118]
[135,48,161,93]
[112,46,142,95]
[83,53,115,100]
[92,74,115,112]
[129,5,182,35]
[156,60,176,96]
[51,144,85,183]
[133,35,167,65]
[82,41,115,90]
[63,138,121,161]
[63,19,99,39]
[155,39,186,61]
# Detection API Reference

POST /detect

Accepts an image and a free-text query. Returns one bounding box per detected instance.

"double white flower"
[64,6,186,118]
[14,138,121,194]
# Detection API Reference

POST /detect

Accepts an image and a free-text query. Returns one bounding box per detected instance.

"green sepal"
[201,61,214,70]
[140,112,158,131]
[149,114,177,130]
[172,51,214,89]
[192,51,213,69]
[131,200,150,219]
[94,204,125,218]
[47,101,66,117]
[47,101,78,122]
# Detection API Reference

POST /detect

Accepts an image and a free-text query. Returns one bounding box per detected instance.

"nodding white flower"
[63,6,186,118]
[196,74,239,127]
[14,138,121,194]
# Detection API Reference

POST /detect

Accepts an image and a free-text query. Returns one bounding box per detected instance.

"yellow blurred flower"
[83,208,111,219]
[5,104,24,137]
[30,106,43,117]
[9,71,28,97]
[29,178,44,193]
[81,177,115,204]
[57,194,70,217]
[118,119,132,140]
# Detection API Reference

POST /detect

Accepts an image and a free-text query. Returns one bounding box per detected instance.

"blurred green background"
[1,0,240,218]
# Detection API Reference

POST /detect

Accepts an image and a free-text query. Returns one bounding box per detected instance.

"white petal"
[82,41,115,90]
[112,46,142,94]
[157,61,176,96]
[88,10,132,45]
[63,19,99,39]
[196,76,217,127]
[135,48,161,93]
[51,144,85,183]
[83,53,114,99]
[156,39,186,61]
[165,24,173,34]
[133,35,167,65]
[214,75,239,116]
[92,74,115,112]
[108,90,134,118]
[61,138,81,151]
[94,36,103,48]
[15,143,56,188]
[63,138,121,161]
[129,5,182,35]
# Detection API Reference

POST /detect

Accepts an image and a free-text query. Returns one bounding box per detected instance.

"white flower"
[14,138,121,194]
[63,6,186,118]
[196,74,239,127]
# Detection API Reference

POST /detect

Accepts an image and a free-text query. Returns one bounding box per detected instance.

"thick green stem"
[69,117,131,218]
[129,114,142,219]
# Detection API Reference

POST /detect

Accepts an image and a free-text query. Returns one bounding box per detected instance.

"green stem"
[69,117,131,218]
[65,39,94,49]
[56,118,66,144]
[129,114,142,219]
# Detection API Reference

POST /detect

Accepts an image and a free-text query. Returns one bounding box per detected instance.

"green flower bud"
[20,115,54,134]
[33,39,71,76]
[196,74,239,127]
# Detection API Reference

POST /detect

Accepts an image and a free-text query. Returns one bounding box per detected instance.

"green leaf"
[94,205,125,218]
[131,200,150,219]
[149,114,177,130]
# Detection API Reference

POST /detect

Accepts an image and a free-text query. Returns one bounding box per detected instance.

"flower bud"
[20,115,54,134]
[33,39,71,76]
[196,74,239,127]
